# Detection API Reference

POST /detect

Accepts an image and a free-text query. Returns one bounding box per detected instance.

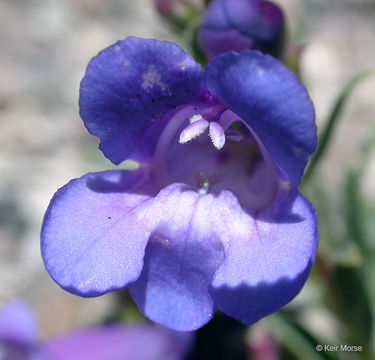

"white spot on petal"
[141,64,170,94]
[257,68,265,76]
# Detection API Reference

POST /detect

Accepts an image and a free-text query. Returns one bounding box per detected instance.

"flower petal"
[200,0,231,30]
[0,301,38,347]
[222,0,283,40]
[41,170,156,297]
[199,28,254,60]
[210,190,318,324]
[43,325,193,360]
[130,184,225,331]
[205,51,317,186]
[79,37,204,164]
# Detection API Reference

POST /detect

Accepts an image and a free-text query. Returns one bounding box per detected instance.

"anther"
[209,122,226,150]
[189,114,204,123]
[179,119,209,144]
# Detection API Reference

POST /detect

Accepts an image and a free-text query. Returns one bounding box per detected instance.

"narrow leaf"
[268,314,335,360]
[303,72,371,184]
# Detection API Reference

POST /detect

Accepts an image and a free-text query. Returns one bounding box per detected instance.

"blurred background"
[0,0,374,358]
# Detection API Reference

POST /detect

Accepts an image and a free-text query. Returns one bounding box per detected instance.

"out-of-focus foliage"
[303,72,371,183]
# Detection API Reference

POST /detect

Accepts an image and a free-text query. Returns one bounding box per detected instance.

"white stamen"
[209,122,226,150]
[179,119,209,144]
[189,114,203,123]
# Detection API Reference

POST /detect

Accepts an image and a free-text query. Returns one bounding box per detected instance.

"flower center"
[178,110,244,150]
[152,102,282,211]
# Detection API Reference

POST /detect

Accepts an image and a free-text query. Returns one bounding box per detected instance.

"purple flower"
[0,301,41,360]
[44,326,191,360]
[199,0,285,59]
[41,37,318,331]
[0,301,192,360]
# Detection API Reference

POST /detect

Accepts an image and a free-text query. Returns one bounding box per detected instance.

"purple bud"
[249,331,279,360]
[154,0,184,17]
[199,0,285,59]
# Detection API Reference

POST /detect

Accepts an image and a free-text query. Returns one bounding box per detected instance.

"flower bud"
[153,0,184,17]
[199,0,285,59]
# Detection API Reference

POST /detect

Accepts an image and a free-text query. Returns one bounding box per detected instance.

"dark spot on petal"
[108,216,112,219]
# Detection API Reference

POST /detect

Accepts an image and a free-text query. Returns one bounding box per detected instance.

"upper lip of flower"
[41,37,319,332]
[80,37,316,188]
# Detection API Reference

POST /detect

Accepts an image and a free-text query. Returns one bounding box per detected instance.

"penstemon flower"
[199,0,285,60]
[41,37,318,331]
[0,301,191,360]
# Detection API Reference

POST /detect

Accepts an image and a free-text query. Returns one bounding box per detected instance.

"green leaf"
[268,313,336,360]
[345,169,367,252]
[345,129,375,253]
[303,72,371,184]
[332,265,372,346]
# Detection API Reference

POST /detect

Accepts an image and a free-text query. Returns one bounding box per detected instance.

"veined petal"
[41,170,156,297]
[205,51,317,186]
[43,325,193,360]
[130,184,225,331]
[79,37,204,164]
[210,190,318,324]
